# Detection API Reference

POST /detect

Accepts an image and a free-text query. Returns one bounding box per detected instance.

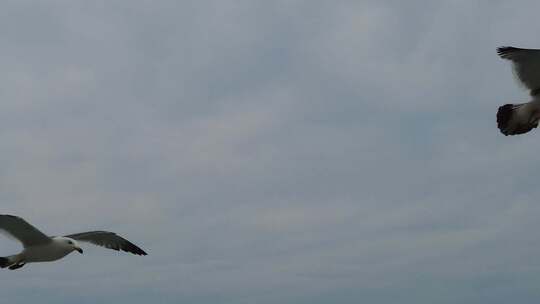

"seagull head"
[63,237,83,254]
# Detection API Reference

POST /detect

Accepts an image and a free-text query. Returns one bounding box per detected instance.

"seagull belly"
[23,244,72,262]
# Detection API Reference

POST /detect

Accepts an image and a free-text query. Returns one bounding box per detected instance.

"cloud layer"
[2,1,540,303]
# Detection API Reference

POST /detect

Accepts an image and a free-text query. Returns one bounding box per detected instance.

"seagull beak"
[75,247,83,254]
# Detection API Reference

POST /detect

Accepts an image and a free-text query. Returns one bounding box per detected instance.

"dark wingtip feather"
[497,46,520,59]
[0,214,19,219]
[114,233,147,255]
[497,104,513,135]
[122,241,147,256]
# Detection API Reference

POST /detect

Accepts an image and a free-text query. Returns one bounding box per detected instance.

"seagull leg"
[8,262,25,270]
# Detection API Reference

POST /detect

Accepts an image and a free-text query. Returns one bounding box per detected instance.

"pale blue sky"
[2,1,540,303]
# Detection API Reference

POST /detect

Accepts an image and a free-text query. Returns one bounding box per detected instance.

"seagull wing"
[0,215,52,247]
[498,46,540,95]
[64,231,147,256]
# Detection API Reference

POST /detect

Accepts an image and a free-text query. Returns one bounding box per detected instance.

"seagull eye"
[68,241,72,245]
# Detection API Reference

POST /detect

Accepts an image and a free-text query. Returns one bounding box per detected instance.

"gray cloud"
[2,1,540,303]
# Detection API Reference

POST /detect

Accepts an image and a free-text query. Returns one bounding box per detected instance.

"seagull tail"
[497,102,539,136]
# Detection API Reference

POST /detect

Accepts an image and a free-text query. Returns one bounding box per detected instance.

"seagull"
[496,46,540,135]
[0,214,147,270]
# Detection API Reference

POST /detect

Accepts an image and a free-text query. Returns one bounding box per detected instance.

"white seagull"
[0,214,147,270]
[497,46,540,135]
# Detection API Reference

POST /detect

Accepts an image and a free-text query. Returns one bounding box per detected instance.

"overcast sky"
[2,1,540,303]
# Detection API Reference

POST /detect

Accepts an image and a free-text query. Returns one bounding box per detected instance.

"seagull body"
[0,214,147,270]
[18,237,82,263]
[496,46,540,135]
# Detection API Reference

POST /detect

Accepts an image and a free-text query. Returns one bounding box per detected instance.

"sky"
[2,1,540,303]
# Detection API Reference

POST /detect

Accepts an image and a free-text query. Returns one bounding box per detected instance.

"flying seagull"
[0,214,147,270]
[496,46,540,135]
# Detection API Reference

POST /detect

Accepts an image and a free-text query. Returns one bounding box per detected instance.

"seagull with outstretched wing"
[0,214,147,270]
[497,46,540,135]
